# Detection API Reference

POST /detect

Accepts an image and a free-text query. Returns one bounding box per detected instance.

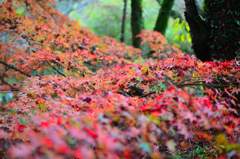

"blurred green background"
[56,0,203,55]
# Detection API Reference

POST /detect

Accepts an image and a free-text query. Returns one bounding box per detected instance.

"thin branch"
[27,64,43,76]
[77,45,95,54]
[77,45,89,50]
[140,91,156,98]
[0,76,20,92]
[52,65,66,77]
[0,60,31,77]
[117,90,131,97]
[180,83,240,88]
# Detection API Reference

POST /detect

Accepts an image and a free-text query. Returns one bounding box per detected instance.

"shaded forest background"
[55,0,203,55]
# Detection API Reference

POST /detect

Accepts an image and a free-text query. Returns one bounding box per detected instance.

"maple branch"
[140,91,156,98]
[159,155,179,159]
[180,83,237,88]
[52,65,66,77]
[0,60,31,77]
[77,45,95,54]
[27,65,42,76]
[0,76,20,92]
[71,86,81,92]
[117,90,131,97]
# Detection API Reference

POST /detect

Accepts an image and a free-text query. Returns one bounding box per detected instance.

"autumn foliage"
[0,0,240,158]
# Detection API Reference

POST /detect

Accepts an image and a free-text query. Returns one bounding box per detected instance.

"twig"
[189,139,194,158]
[117,90,131,97]
[140,91,156,98]
[0,76,20,92]
[27,65,42,76]
[0,60,31,77]
[52,65,66,77]
[77,45,95,54]
[180,83,238,88]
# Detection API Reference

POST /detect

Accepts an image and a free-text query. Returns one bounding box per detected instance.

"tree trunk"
[184,0,240,62]
[131,0,143,48]
[120,0,127,43]
[184,0,211,62]
[154,0,174,36]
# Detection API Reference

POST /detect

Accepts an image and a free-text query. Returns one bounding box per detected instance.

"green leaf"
[142,65,148,73]
[136,77,142,87]
[39,103,45,108]
[187,33,192,42]
[220,145,225,149]
[153,87,159,94]
[20,117,28,124]
[181,20,187,29]
[184,34,187,41]
[137,77,142,82]
[158,81,166,90]
[236,20,240,25]
[173,35,179,41]
[186,24,190,32]
[178,35,182,42]
[174,26,179,34]
[181,34,186,41]
[227,10,232,15]
[172,18,180,28]
[133,59,144,64]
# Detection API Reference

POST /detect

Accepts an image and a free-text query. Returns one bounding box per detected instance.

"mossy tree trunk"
[184,0,240,62]
[154,0,174,36]
[131,0,143,48]
[120,0,127,43]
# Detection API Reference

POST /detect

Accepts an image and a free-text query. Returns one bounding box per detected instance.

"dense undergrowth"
[0,0,240,158]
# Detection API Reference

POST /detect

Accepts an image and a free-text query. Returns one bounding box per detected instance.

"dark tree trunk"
[120,0,127,43]
[154,0,174,36]
[131,0,143,48]
[184,0,240,62]
[184,0,211,61]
